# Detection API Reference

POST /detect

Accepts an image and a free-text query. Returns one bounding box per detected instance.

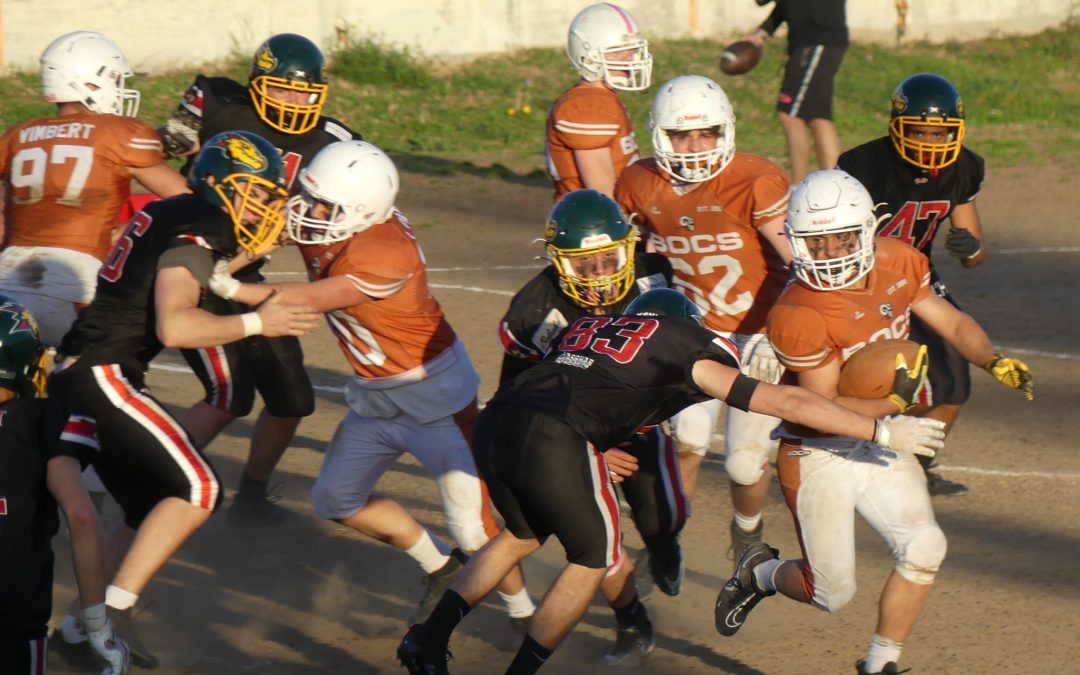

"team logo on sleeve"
[223,137,267,171]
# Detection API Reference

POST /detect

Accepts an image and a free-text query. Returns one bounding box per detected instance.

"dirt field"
[50,163,1080,674]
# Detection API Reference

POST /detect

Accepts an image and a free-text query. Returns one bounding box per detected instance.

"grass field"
[2,27,1076,175]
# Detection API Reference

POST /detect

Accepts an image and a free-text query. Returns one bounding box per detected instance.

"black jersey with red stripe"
[177,75,361,190]
[498,253,673,383]
[0,398,96,639]
[837,137,984,266]
[58,194,233,373]
[493,315,741,451]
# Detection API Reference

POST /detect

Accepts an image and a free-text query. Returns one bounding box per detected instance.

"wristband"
[873,419,890,447]
[240,312,263,337]
[82,602,107,633]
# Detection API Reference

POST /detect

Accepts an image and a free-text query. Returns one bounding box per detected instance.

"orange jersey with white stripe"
[298,211,458,381]
[0,113,164,260]
[545,84,639,200]
[614,155,789,334]
[767,237,932,374]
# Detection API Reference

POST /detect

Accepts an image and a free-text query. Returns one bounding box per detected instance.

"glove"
[83,604,130,675]
[944,227,981,259]
[873,415,946,457]
[746,341,783,383]
[208,259,241,300]
[888,344,931,413]
[984,353,1034,400]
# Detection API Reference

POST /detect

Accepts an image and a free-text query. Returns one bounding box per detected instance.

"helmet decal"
[254,45,277,73]
[224,136,268,171]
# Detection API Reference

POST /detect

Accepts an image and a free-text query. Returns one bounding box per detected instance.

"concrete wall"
[1,0,1075,73]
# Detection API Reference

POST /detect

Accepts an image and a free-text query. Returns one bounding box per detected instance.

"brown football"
[837,339,921,399]
[719,40,762,76]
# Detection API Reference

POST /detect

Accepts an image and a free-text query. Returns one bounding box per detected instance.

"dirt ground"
[50,163,1080,675]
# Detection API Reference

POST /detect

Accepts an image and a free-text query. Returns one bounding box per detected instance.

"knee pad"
[310,478,366,521]
[725,447,767,486]
[440,470,489,553]
[896,525,947,585]
[671,400,721,457]
[812,574,857,613]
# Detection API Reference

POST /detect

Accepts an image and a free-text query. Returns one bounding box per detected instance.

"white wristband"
[240,312,263,337]
[874,418,890,448]
[82,602,107,633]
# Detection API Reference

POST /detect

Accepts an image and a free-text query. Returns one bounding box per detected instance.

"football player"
[158,33,363,524]
[837,73,987,495]
[498,189,675,665]
[615,74,791,566]
[398,287,946,675]
[545,2,652,200]
[714,170,1032,675]
[0,31,189,348]
[0,296,131,675]
[47,131,319,669]
[205,140,536,631]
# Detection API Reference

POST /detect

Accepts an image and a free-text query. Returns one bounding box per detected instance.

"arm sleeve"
[159,241,215,287]
[751,169,791,228]
[767,303,836,372]
[38,400,98,466]
[550,96,625,151]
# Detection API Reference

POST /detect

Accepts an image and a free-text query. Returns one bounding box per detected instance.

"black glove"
[945,227,981,259]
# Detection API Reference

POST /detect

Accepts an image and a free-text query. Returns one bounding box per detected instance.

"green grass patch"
[5,28,1075,175]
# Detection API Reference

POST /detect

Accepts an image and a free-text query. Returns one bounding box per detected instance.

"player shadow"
[392,151,549,186]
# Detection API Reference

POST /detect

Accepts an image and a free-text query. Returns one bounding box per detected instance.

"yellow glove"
[984,353,1034,400]
[888,344,931,413]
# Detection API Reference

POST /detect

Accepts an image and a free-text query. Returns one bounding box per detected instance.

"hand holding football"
[837,339,922,399]
[719,40,762,76]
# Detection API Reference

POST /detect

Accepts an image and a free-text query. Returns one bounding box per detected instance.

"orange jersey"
[0,113,163,260]
[767,237,932,374]
[614,154,789,334]
[545,84,639,200]
[298,211,458,381]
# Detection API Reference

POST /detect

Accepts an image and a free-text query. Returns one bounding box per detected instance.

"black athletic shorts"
[777,45,846,121]
[472,402,622,569]
[619,427,688,540]
[908,291,972,405]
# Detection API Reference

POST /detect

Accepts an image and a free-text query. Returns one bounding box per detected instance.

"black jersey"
[0,398,95,639]
[178,75,361,189]
[838,137,985,266]
[761,0,848,49]
[59,194,233,373]
[493,315,742,451]
[498,253,673,382]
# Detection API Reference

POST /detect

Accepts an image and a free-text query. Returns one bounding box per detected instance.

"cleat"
[47,634,102,671]
[727,517,764,570]
[226,483,292,527]
[111,607,159,669]
[714,542,778,637]
[856,659,908,674]
[408,549,468,625]
[925,469,969,497]
[603,607,654,667]
[646,538,684,597]
[508,615,532,636]
[397,624,451,675]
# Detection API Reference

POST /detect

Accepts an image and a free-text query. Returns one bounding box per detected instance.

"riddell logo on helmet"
[676,114,706,124]
[580,234,613,246]
[811,217,835,225]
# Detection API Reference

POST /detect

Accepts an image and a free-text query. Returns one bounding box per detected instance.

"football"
[719,40,762,76]
[837,339,921,399]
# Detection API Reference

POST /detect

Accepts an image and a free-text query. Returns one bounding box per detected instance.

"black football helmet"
[188,130,289,256]
[249,33,328,134]
[626,288,703,326]
[889,73,965,171]
[0,295,46,398]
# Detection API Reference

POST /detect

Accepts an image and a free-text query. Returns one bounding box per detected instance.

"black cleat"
[110,607,159,669]
[856,659,909,674]
[603,606,655,667]
[714,542,778,637]
[397,624,451,675]
[925,469,969,496]
[646,538,684,596]
[408,549,468,625]
[226,482,292,527]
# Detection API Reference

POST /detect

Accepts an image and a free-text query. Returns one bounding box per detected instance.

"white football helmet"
[786,169,884,291]
[40,31,139,117]
[286,141,400,245]
[567,3,652,91]
[650,75,735,183]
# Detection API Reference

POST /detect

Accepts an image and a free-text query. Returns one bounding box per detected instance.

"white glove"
[746,342,783,384]
[873,415,946,458]
[83,604,130,675]
[209,259,241,300]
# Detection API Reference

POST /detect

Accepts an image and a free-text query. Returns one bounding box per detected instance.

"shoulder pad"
[321,119,358,142]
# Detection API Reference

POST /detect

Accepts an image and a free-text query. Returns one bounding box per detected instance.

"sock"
[105,585,138,611]
[423,589,471,649]
[505,634,553,675]
[404,529,453,574]
[497,587,536,619]
[733,510,762,533]
[612,594,645,628]
[60,614,88,643]
[864,633,903,672]
[752,558,783,593]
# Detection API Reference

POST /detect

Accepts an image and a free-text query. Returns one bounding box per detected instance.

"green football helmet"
[545,189,638,308]
[889,73,966,171]
[188,130,289,256]
[0,295,46,397]
[249,33,328,134]
[626,288,703,326]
